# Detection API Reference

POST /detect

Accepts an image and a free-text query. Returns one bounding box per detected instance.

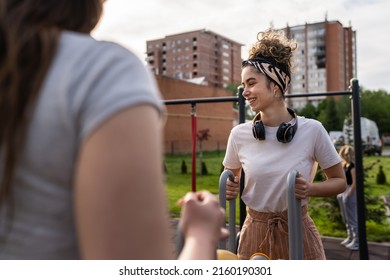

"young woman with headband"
[222,29,346,259]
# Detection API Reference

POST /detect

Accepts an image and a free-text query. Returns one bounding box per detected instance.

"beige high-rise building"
[279,20,357,109]
[146,29,243,88]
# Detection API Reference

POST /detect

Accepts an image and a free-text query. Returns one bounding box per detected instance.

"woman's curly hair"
[248,29,297,75]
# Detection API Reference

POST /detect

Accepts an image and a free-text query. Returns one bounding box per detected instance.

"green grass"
[164,152,223,216]
[164,150,390,242]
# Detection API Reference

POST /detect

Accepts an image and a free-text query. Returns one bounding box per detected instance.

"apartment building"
[280,20,357,109]
[146,29,243,88]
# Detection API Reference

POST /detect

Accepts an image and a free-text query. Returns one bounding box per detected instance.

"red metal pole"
[191,103,197,192]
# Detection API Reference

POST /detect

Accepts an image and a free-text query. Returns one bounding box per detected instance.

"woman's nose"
[242,88,249,98]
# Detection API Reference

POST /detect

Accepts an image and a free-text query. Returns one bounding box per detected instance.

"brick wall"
[156,76,236,154]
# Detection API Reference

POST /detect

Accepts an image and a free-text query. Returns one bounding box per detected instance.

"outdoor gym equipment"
[287,169,303,260]
[218,169,236,252]
[169,79,368,259]
[218,169,303,260]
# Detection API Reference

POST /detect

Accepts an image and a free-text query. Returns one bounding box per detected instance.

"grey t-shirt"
[0,31,164,259]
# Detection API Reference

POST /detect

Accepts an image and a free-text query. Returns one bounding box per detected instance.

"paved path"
[322,236,390,260]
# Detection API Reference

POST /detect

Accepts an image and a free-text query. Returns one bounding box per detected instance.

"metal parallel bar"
[351,79,369,259]
[237,87,247,230]
[286,91,351,98]
[287,170,303,260]
[218,169,236,252]
[165,96,238,105]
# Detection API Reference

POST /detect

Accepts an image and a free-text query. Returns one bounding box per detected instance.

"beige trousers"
[238,205,326,260]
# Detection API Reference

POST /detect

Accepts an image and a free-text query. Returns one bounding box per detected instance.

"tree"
[326,97,340,131]
[297,102,318,119]
[343,113,354,145]
[316,98,340,131]
[360,88,390,136]
[336,95,351,128]
[295,88,390,141]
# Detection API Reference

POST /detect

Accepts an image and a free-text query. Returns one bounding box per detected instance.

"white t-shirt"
[223,116,341,212]
[0,31,164,259]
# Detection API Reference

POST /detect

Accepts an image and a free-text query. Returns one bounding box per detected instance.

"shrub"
[181,160,187,174]
[376,165,387,185]
[201,161,208,175]
[364,182,387,224]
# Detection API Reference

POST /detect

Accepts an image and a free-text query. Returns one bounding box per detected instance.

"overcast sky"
[93,0,390,92]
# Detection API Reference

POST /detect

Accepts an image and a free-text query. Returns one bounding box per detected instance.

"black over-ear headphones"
[252,108,298,143]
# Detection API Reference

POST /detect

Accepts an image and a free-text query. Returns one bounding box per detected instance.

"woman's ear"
[274,85,283,98]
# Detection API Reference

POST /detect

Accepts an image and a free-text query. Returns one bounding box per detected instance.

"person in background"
[222,29,346,260]
[337,145,359,250]
[0,0,227,259]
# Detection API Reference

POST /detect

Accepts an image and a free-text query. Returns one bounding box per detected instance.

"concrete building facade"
[280,20,357,109]
[146,29,243,89]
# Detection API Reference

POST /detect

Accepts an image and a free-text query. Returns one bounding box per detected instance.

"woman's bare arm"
[295,162,346,199]
[75,105,174,259]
